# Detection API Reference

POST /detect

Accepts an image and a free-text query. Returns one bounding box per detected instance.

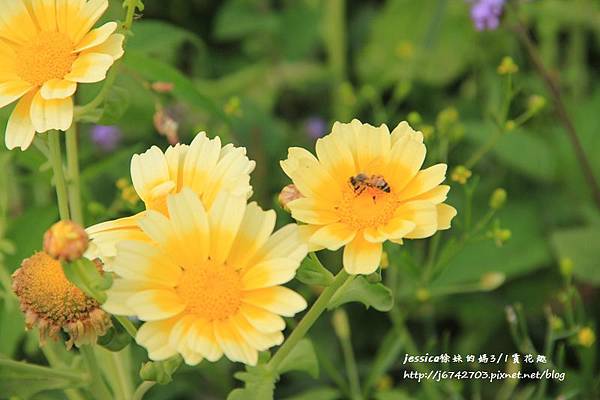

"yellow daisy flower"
[102,188,307,366]
[1,0,124,150]
[86,132,256,270]
[281,119,457,275]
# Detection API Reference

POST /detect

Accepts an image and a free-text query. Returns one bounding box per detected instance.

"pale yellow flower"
[103,189,307,366]
[281,119,457,275]
[1,0,124,150]
[86,132,255,270]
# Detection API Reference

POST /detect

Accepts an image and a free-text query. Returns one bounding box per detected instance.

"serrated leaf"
[0,356,86,398]
[277,339,319,378]
[328,277,393,311]
[297,255,334,286]
[228,363,277,400]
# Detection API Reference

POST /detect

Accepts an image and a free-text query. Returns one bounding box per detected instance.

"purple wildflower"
[90,125,122,152]
[469,0,506,31]
[304,117,327,139]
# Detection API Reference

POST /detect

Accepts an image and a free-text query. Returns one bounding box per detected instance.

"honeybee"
[349,173,391,196]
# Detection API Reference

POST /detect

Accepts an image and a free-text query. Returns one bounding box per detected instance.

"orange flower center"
[336,181,399,229]
[12,252,98,323]
[176,262,242,321]
[16,31,77,86]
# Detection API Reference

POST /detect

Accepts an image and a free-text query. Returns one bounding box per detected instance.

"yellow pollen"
[176,262,243,321]
[12,252,98,324]
[336,184,399,230]
[16,31,77,86]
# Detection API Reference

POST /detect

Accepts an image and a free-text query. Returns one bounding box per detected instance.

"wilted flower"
[153,106,180,145]
[469,0,506,31]
[43,220,89,262]
[12,252,111,349]
[304,117,327,139]
[278,184,303,211]
[91,125,122,152]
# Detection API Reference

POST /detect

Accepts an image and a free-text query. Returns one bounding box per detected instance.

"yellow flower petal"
[214,320,258,366]
[84,33,125,60]
[0,80,33,108]
[130,146,173,205]
[30,91,73,132]
[208,191,246,264]
[250,224,307,266]
[399,164,447,201]
[397,201,438,239]
[126,289,184,321]
[64,52,113,83]
[343,234,382,275]
[333,119,391,173]
[102,278,153,316]
[239,304,285,333]
[188,320,223,362]
[408,184,450,204]
[0,0,38,43]
[437,203,457,230]
[315,130,355,182]
[74,21,117,52]
[30,0,58,32]
[390,120,423,146]
[5,90,36,151]
[383,130,426,193]
[113,240,181,286]
[310,222,356,250]
[241,258,299,290]
[288,197,340,225]
[71,0,108,43]
[230,314,283,352]
[242,286,307,317]
[136,318,179,361]
[40,79,77,100]
[182,132,222,201]
[228,202,276,269]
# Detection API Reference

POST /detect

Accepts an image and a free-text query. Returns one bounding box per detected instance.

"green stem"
[132,381,156,400]
[80,345,112,400]
[116,315,138,337]
[66,125,83,224]
[340,333,362,400]
[41,345,87,400]
[267,269,351,371]
[110,351,134,400]
[47,131,70,221]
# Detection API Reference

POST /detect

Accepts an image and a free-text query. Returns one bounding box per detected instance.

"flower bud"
[577,327,596,348]
[332,309,350,340]
[480,272,505,290]
[559,257,573,277]
[451,165,472,185]
[489,188,507,210]
[497,56,518,75]
[504,120,516,131]
[43,220,89,262]
[278,184,303,212]
[407,111,422,126]
[416,288,430,302]
[527,95,546,113]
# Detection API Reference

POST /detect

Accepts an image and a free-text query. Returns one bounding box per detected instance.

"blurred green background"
[1,0,600,399]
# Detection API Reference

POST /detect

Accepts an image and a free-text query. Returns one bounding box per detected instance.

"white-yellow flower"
[281,119,457,275]
[103,189,307,366]
[1,0,124,150]
[86,132,255,270]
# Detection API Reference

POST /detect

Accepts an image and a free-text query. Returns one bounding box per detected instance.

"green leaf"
[0,356,86,398]
[228,363,277,400]
[551,225,600,284]
[139,355,183,385]
[296,254,334,286]
[328,277,394,312]
[277,339,319,379]
[282,387,341,400]
[62,258,111,303]
[97,318,132,352]
[214,0,279,40]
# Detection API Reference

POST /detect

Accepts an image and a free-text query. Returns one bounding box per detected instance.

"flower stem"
[80,345,112,400]
[47,130,70,221]
[66,125,83,224]
[340,333,362,400]
[116,315,138,337]
[267,269,351,371]
[132,381,155,400]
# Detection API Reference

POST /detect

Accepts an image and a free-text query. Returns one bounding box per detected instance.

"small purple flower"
[90,125,122,152]
[469,0,506,31]
[304,117,327,139]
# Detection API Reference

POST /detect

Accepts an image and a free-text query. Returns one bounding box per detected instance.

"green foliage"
[328,277,394,312]
[551,225,600,284]
[297,254,335,286]
[61,258,112,303]
[139,355,183,385]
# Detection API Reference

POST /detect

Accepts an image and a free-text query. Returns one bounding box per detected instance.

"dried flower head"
[44,220,89,262]
[12,252,111,349]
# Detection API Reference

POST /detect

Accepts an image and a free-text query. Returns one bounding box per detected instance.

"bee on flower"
[280,119,457,275]
[1,0,124,150]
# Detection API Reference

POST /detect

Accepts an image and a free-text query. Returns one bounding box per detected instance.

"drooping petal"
[5,90,36,151]
[242,286,307,317]
[40,79,77,100]
[30,91,73,132]
[64,53,114,83]
[343,234,382,275]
